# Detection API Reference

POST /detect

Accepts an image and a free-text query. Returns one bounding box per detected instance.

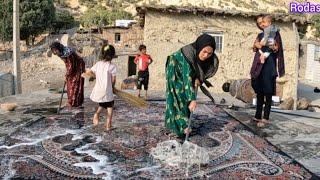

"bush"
[51,10,77,33]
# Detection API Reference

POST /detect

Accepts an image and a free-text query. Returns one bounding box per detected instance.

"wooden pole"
[13,0,22,94]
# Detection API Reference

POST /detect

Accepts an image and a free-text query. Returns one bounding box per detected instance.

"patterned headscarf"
[50,41,74,58]
[60,46,74,58]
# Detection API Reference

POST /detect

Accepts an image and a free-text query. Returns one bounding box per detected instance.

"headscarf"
[50,41,74,58]
[181,33,219,103]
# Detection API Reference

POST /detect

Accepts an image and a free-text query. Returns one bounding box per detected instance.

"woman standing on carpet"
[250,15,285,127]
[50,42,85,107]
[165,34,219,137]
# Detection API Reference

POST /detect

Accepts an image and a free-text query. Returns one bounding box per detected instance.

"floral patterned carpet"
[0,98,317,179]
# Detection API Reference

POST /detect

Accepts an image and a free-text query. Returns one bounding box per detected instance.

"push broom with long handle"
[57,81,66,114]
[184,85,198,142]
[82,70,148,108]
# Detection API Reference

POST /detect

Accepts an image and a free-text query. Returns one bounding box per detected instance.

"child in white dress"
[82,44,117,131]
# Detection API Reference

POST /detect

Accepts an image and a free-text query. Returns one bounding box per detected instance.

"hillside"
[59,0,320,15]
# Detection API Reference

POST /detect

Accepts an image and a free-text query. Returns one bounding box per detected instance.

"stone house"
[102,24,144,50]
[299,40,320,84]
[101,23,144,85]
[48,25,144,89]
[136,5,308,101]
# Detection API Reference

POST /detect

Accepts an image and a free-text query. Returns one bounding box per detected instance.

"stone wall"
[112,54,137,88]
[0,73,14,97]
[102,25,144,50]
[299,41,307,79]
[299,40,320,84]
[143,11,299,100]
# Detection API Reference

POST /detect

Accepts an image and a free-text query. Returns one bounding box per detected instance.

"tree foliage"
[0,0,79,45]
[0,0,56,45]
[80,5,133,28]
[0,0,13,41]
[20,0,55,45]
[52,10,76,33]
[311,15,320,38]
[54,0,68,7]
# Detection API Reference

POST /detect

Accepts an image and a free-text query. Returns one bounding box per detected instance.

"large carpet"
[0,98,317,179]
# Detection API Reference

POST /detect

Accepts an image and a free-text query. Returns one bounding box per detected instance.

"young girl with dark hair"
[82,44,117,131]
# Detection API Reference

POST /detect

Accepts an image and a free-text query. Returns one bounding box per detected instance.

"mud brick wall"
[102,26,144,50]
[143,11,298,99]
[112,55,131,88]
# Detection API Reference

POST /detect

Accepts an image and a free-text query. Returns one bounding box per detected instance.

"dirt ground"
[0,53,65,94]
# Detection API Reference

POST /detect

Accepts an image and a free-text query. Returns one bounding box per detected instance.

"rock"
[40,79,49,84]
[220,98,226,104]
[81,156,99,162]
[297,98,310,110]
[308,107,316,112]
[46,49,52,57]
[279,97,294,110]
[0,103,18,111]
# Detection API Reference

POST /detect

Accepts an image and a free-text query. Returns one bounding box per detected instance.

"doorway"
[128,56,136,77]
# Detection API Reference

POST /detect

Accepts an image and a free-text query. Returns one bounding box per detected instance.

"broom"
[113,88,148,108]
[82,70,148,108]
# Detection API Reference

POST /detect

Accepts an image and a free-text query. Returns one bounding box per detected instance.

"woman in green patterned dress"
[165,34,219,137]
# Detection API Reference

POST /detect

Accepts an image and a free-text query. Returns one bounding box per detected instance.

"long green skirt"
[165,50,196,137]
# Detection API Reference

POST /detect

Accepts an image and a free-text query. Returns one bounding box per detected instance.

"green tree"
[52,10,76,33]
[54,0,68,7]
[20,0,55,45]
[80,6,133,28]
[0,0,55,45]
[0,0,13,41]
[80,6,109,28]
[108,9,132,24]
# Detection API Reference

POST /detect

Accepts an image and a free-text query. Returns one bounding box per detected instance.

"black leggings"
[255,93,272,120]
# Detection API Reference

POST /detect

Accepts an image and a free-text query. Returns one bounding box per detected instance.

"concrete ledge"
[0,73,14,97]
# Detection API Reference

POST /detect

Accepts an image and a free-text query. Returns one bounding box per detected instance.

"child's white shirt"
[90,61,117,103]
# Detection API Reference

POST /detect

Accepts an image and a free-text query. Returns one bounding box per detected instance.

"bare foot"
[93,113,99,126]
[257,119,269,128]
[104,121,112,131]
[251,118,261,123]
[105,125,111,131]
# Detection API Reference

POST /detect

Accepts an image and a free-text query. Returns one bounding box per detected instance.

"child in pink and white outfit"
[83,44,117,131]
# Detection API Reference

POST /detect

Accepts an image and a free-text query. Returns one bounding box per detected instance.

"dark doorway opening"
[128,56,136,77]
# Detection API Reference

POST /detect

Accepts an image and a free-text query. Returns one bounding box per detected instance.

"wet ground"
[0,92,317,179]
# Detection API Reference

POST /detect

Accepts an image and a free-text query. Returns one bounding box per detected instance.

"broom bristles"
[114,88,148,108]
